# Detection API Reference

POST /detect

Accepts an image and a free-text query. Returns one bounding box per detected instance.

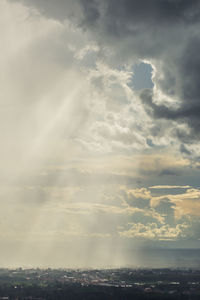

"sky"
[1,0,200,268]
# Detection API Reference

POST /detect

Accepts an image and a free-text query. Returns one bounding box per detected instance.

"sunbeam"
[1,0,200,272]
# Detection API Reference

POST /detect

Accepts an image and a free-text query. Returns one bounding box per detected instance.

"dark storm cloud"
[140,36,200,140]
[10,0,200,141]
[77,0,200,36]
[77,0,200,142]
[11,0,200,24]
[140,88,200,121]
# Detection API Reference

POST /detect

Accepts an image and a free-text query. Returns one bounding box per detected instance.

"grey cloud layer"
[79,1,200,148]
[79,0,200,144]
[11,0,200,148]
[3,0,200,265]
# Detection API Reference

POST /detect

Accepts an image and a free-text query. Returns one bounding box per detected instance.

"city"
[0,268,199,299]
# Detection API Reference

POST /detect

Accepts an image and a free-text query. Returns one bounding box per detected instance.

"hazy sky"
[1,0,200,268]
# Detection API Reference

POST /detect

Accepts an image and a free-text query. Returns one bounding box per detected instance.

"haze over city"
[1,0,200,269]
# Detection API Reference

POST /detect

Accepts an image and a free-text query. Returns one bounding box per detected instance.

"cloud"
[154,198,176,225]
[8,0,200,162]
[8,0,83,22]
[120,188,151,209]
[150,185,191,189]
[119,222,189,241]
[118,185,200,242]
[9,0,200,153]
[150,188,200,219]
[76,0,200,154]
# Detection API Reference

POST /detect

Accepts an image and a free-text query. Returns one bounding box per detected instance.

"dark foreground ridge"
[0,268,199,299]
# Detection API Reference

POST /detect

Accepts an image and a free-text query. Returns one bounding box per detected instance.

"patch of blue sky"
[128,62,154,90]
